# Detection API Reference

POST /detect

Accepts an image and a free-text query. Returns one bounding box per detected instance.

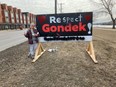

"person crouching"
[24,23,39,59]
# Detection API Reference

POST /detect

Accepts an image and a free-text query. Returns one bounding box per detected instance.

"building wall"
[8,6,14,23]
[22,13,24,24]
[1,4,9,23]
[0,4,3,23]
[0,3,36,30]
[29,13,36,24]
[29,13,32,24]
[22,13,26,24]
[22,12,30,28]
[18,9,23,24]
[30,14,36,24]
[33,15,36,24]
[13,8,17,23]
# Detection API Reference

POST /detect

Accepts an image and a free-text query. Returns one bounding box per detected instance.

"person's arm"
[24,30,29,38]
[34,30,39,37]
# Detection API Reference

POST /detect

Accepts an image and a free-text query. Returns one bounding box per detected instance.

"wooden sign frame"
[32,41,98,63]
[32,43,45,62]
[86,41,98,63]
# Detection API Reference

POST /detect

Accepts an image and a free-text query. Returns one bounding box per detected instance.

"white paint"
[87,23,92,34]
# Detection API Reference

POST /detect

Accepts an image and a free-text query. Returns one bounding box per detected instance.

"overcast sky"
[0,0,116,23]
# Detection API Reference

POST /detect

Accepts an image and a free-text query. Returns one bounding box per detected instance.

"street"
[0,29,27,52]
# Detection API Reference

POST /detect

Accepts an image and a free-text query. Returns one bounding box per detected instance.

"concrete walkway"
[0,29,27,52]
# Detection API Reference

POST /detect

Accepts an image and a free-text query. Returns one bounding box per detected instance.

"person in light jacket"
[24,23,39,59]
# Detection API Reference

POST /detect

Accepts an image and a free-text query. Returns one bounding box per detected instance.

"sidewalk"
[0,29,27,52]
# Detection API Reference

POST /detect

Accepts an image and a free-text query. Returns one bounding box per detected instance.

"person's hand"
[34,34,38,36]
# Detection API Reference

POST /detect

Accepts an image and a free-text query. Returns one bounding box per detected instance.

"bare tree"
[90,0,116,29]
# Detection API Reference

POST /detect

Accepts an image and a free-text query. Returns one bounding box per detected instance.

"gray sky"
[0,0,116,23]
[0,0,94,14]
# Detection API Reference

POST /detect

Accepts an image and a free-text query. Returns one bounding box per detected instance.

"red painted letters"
[42,22,86,33]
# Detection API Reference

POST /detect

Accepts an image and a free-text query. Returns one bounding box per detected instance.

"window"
[4,10,9,17]
[16,14,18,19]
[12,18,14,23]
[24,20,26,24]
[11,13,14,18]
[4,10,9,23]
[21,20,23,23]
[16,13,19,23]
[11,13,14,23]
[23,15,26,24]
[5,17,9,23]
[23,15,26,20]
[20,14,22,23]
[28,16,30,23]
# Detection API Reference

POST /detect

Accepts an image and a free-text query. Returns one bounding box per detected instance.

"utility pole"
[59,3,64,13]
[55,0,57,14]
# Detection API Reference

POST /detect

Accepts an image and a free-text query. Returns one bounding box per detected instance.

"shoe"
[28,54,31,58]
[31,55,34,59]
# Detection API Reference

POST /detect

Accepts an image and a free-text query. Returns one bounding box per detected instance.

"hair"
[30,22,35,27]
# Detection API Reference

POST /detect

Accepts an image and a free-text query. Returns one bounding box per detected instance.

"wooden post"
[32,43,45,63]
[86,41,98,63]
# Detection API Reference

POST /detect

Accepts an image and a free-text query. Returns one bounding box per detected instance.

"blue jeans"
[29,43,38,56]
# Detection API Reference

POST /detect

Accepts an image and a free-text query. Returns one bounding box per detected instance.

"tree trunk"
[112,20,115,29]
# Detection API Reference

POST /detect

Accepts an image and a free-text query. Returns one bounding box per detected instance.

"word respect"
[50,14,82,24]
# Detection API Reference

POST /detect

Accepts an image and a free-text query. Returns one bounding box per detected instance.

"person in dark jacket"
[24,23,39,59]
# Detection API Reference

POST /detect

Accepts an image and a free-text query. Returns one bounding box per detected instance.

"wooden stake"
[32,43,45,63]
[86,41,98,63]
